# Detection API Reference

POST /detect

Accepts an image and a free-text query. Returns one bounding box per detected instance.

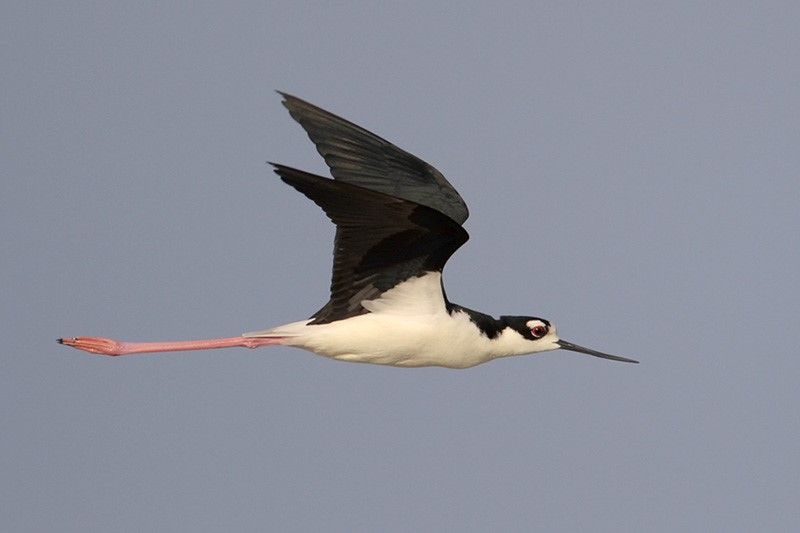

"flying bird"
[59,93,638,368]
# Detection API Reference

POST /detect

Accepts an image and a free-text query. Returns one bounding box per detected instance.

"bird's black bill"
[556,340,639,364]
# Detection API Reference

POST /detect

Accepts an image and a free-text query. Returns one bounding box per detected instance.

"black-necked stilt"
[59,93,638,367]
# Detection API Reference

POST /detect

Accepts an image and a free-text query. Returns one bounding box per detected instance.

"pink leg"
[57,335,285,356]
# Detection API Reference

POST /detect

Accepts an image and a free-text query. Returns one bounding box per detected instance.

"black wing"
[272,164,469,324]
[278,92,470,225]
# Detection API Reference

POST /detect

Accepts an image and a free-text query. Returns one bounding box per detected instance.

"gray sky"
[3,2,799,531]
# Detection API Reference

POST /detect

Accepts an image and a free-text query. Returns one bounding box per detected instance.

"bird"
[59,92,638,368]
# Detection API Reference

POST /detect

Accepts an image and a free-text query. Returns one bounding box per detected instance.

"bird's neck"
[446,303,506,339]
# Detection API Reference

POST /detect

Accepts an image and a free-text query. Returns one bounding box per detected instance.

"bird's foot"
[58,336,126,356]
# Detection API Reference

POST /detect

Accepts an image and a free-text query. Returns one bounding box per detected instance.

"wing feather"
[279,92,470,225]
[272,164,468,324]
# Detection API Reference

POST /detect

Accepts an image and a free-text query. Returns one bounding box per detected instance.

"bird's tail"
[242,319,312,338]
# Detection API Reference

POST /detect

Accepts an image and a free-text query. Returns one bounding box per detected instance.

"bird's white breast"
[247,272,511,368]
[288,308,498,368]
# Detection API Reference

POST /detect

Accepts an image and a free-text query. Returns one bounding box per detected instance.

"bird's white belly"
[286,312,492,368]
[245,272,506,368]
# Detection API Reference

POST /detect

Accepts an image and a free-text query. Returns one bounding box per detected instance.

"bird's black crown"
[500,316,551,341]
[448,303,551,341]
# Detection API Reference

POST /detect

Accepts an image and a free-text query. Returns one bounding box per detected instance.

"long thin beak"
[556,340,639,364]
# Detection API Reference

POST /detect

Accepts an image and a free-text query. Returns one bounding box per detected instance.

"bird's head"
[500,316,638,363]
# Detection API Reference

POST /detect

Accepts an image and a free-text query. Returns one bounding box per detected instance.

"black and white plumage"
[272,162,467,324]
[59,93,637,367]
[244,93,637,368]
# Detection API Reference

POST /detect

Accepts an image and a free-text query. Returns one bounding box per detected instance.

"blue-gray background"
[3,2,799,531]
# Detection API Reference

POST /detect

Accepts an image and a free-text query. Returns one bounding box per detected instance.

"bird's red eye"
[531,325,548,338]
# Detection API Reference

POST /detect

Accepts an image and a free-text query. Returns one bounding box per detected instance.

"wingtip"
[267,161,286,174]
[276,92,320,114]
[267,162,297,186]
[276,90,302,106]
